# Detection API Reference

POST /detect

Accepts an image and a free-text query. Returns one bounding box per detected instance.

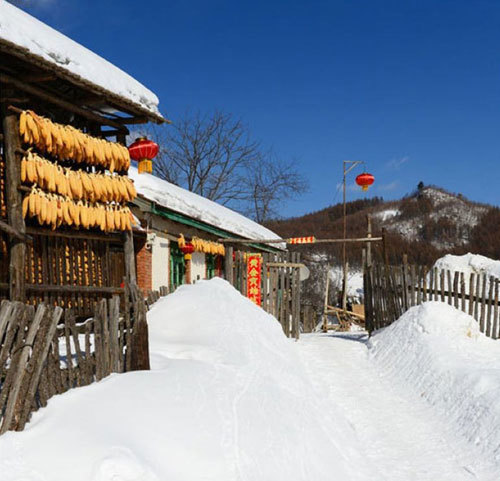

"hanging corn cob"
[23,187,133,231]
[19,110,131,172]
[21,152,137,203]
[189,236,225,256]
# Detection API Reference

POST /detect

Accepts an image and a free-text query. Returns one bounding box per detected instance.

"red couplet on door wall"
[247,255,262,306]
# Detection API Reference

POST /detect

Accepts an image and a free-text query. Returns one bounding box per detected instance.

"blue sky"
[21,0,500,217]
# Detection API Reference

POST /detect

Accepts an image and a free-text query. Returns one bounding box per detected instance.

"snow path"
[297,332,497,481]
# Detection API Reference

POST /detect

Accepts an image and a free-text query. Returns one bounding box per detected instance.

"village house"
[0,1,166,314]
[128,167,284,293]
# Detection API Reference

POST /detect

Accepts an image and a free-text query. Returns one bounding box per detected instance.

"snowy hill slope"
[0,279,371,481]
[378,186,487,249]
[268,185,488,253]
[369,302,500,475]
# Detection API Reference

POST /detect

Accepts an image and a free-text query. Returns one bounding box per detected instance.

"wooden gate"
[227,250,303,339]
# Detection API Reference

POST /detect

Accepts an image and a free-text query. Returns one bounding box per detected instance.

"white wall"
[152,234,169,290]
[191,251,206,282]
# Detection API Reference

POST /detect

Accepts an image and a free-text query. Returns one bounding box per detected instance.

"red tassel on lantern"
[128,137,159,174]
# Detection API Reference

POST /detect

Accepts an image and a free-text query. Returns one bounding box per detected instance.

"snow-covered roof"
[0,1,163,121]
[129,167,284,247]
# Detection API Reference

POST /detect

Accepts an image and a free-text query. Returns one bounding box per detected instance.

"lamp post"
[341,161,374,312]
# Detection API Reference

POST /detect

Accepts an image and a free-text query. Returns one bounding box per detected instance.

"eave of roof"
[0,38,166,125]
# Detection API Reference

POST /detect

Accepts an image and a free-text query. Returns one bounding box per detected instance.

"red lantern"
[355,172,375,192]
[180,242,195,260]
[128,137,159,174]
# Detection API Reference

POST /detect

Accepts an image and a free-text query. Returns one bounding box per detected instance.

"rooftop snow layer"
[0,1,161,117]
[129,167,284,246]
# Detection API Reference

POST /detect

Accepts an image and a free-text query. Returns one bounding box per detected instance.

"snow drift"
[369,302,500,472]
[0,279,369,481]
[433,252,500,280]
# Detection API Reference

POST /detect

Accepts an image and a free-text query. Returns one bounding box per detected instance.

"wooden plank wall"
[365,261,500,339]
[0,233,126,316]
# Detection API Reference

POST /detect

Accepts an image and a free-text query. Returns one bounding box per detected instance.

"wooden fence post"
[225,246,234,286]
[129,283,150,371]
[1,103,26,301]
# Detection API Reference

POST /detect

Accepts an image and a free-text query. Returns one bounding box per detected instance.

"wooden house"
[0,2,166,317]
[128,168,285,293]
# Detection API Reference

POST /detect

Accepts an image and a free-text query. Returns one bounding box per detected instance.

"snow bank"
[433,253,500,279]
[0,279,369,481]
[369,302,500,471]
[329,266,363,301]
[0,1,161,116]
[130,167,284,245]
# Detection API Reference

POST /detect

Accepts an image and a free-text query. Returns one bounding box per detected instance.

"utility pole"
[342,160,363,311]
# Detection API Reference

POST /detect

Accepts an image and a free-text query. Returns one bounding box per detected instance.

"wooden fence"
[228,250,302,339]
[0,282,156,434]
[364,261,500,339]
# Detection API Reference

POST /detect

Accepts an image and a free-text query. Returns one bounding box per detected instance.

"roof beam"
[0,72,129,132]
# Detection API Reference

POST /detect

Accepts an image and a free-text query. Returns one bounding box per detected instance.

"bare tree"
[243,154,308,223]
[140,110,308,222]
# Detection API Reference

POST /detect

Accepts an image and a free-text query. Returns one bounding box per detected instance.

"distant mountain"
[265,185,499,305]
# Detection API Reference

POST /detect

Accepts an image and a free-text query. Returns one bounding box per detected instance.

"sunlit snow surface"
[299,301,500,480]
[0,279,370,481]
[2,280,500,480]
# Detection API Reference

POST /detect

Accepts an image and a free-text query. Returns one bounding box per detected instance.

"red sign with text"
[247,255,262,306]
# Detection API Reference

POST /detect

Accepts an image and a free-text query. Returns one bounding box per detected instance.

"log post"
[124,231,136,284]
[225,245,234,285]
[1,102,26,301]
[366,214,372,267]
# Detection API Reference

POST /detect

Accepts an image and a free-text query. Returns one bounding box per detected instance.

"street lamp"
[341,161,374,312]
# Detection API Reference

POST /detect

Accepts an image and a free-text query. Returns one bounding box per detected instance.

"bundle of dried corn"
[191,237,225,256]
[19,110,130,172]
[22,187,133,232]
[21,151,137,203]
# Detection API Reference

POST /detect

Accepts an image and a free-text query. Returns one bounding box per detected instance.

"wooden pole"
[123,231,136,285]
[366,214,372,267]
[1,102,26,301]
[225,246,234,285]
[322,272,330,332]
[217,236,382,244]
[382,228,389,266]
[342,161,347,311]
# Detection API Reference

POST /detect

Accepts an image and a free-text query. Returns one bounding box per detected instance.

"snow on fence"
[0,286,150,434]
[364,260,500,339]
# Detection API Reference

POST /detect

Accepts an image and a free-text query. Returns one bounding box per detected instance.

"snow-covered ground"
[2,280,499,480]
[369,302,500,476]
[0,279,370,481]
[329,265,364,301]
[299,302,500,480]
